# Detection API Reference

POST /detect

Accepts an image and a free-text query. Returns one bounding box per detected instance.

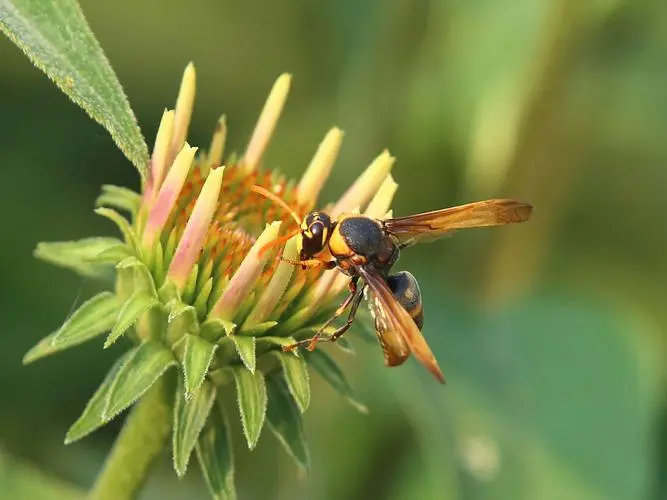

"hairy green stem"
[89,375,173,500]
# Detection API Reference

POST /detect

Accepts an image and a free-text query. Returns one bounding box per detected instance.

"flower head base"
[27,63,396,495]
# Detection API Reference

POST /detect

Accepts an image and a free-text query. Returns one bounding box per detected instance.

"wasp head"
[298,211,333,260]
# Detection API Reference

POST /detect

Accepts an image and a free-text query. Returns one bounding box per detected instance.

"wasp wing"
[384,199,533,246]
[359,267,445,383]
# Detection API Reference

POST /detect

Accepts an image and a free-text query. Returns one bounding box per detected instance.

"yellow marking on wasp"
[328,228,353,257]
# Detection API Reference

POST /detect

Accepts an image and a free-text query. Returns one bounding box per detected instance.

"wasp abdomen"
[386,271,424,330]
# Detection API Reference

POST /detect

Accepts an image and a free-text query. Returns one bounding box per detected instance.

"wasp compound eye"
[310,221,324,238]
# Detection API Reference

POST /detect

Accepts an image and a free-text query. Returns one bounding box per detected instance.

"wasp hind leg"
[283,278,360,352]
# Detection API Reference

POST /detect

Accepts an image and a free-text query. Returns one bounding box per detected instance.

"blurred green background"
[1,0,666,498]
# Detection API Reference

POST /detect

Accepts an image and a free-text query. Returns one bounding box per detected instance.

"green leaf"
[103,341,176,420]
[96,185,141,215]
[65,353,128,444]
[196,405,237,500]
[34,237,123,280]
[23,291,120,364]
[306,350,368,414]
[181,334,217,398]
[271,351,310,413]
[334,336,355,355]
[266,377,310,472]
[0,0,149,175]
[104,290,159,348]
[230,336,256,373]
[173,378,217,478]
[231,367,267,449]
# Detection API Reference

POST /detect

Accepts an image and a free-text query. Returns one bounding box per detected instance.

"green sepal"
[180,334,218,398]
[231,367,267,450]
[95,184,141,215]
[34,237,123,280]
[89,244,132,265]
[230,336,256,373]
[103,341,176,421]
[305,350,368,414]
[240,321,278,337]
[172,377,217,478]
[104,290,159,348]
[64,352,129,444]
[116,256,158,297]
[23,291,120,364]
[266,377,311,473]
[254,337,298,361]
[270,351,310,413]
[166,302,199,347]
[201,318,236,343]
[196,404,237,500]
[95,207,141,256]
[158,279,182,304]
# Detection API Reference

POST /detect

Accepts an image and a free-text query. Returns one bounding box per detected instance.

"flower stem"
[89,374,173,500]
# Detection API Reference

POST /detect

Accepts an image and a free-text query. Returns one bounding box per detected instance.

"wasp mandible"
[251,185,533,384]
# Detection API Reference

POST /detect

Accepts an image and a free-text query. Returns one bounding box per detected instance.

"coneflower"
[26,63,398,499]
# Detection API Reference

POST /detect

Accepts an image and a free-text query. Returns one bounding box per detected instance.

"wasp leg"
[309,285,366,349]
[280,257,337,271]
[283,278,359,352]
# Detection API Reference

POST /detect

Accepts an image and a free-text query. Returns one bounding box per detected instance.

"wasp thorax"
[300,211,333,259]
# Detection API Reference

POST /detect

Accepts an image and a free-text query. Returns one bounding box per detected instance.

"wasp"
[251,185,533,383]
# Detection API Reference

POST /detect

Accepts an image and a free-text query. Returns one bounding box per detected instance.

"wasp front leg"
[280,257,337,271]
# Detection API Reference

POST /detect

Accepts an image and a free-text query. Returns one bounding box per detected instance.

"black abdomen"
[386,271,424,330]
[339,216,386,256]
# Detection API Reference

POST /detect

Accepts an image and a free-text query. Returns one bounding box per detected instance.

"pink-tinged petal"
[171,62,196,162]
[297,127,344,207]
[167,166,225,290]
[241,74,291,175]
[210,222,282,322]
[243,236,297,326]
[144,109,175,204]
[332,149,395,216]
[143,143,198,247]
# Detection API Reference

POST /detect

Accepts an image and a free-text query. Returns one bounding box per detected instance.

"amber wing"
[383,199,533,246]
[359,267,445,383]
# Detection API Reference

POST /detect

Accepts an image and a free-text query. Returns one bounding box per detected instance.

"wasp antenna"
[251,185,302,226]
